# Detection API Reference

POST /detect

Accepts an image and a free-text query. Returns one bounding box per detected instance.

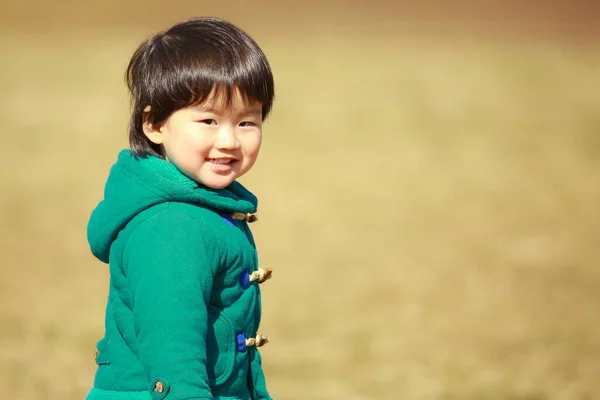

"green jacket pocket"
[206,306,235,386]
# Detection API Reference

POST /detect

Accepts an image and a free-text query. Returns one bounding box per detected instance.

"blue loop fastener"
[239,270,250,290]
[221,214,235,226]
[236,332,247,353]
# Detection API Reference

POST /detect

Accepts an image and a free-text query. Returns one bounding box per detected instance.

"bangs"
[183,57,274,117]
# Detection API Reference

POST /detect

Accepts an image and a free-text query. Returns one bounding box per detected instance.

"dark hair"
[126,17,275,157]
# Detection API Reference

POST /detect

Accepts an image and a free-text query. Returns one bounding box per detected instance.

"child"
[86,17,275,400]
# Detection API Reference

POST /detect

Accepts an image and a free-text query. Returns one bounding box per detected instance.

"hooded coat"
[85,150,271,400]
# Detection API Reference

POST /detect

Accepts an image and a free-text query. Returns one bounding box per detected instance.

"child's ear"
[142,106,164,145]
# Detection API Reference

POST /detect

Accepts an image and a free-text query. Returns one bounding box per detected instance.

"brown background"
[1,1,600,399]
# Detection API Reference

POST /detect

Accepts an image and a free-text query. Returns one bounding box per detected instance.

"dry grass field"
[1,2,600,399]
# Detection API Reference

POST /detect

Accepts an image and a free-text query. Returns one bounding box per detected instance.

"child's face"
[143,88,263,189]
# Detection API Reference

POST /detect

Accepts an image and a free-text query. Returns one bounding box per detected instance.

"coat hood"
[87,149,258,263]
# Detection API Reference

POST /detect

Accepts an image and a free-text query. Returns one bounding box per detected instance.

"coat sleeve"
[124,205,219,400]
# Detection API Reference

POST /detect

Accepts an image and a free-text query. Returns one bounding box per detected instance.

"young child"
[85,17,275,400]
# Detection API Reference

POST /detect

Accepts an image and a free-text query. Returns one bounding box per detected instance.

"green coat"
[86,150,272,400]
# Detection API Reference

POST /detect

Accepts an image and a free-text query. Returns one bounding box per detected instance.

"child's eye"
[199,119,217,125]
[239,121,256,127]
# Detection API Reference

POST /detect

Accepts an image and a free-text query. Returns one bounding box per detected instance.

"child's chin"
[187,170,236,189]
[201,178,234,190]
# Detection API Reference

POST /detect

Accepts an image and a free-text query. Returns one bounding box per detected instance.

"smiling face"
[142,88,263,189]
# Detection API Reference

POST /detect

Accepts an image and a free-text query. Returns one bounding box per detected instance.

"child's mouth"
[207,158,235,165]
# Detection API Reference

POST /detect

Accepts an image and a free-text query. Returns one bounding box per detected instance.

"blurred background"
[1,1,599,399]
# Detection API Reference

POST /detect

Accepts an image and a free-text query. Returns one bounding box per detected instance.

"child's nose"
[215,127,239,149]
